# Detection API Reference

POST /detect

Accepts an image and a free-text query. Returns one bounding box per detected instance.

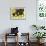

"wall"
[0,0,36,42]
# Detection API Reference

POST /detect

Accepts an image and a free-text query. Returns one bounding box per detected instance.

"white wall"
[0,0,37,42]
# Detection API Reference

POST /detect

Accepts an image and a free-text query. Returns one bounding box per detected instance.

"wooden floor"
[0,42,46,46]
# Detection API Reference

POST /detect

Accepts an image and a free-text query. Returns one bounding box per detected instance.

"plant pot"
[37,39,40,46]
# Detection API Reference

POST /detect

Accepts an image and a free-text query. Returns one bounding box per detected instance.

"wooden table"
[21,33,30,46]
[4,33,18,46]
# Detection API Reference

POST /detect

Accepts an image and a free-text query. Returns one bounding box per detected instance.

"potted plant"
[33,32,46,43]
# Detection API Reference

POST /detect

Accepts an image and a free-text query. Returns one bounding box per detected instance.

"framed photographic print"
[10,7,25,20]
[36,0,46,26]
[37,0,46,18]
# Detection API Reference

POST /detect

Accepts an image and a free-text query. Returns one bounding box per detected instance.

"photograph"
[10,7,25,20]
